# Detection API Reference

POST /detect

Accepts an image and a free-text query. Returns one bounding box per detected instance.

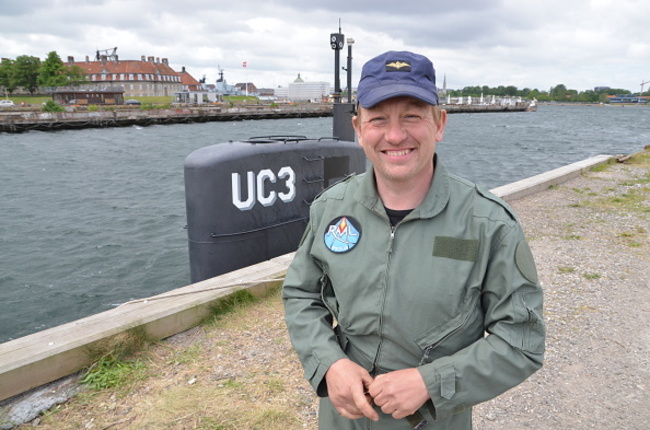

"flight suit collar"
[355,154,451,219]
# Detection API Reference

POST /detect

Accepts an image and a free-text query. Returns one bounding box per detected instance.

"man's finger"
[352,387,379,421]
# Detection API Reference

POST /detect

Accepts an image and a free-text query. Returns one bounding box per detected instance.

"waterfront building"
[607,95,648,104]
[66,55,199,99]
[275,74,331,102]
[179,67,202,92]
[274,86,289,100]
[52,88,124,105]
[235,82,258,95]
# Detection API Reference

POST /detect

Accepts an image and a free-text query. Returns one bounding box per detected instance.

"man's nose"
[385,119,408,144]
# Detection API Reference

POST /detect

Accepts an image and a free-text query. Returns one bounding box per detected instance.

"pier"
[0,102,534,133]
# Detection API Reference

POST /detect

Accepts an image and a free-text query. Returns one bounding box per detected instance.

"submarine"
[184,29,363,283]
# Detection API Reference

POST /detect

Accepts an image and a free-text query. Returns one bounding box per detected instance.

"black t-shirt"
[384,207,413,226]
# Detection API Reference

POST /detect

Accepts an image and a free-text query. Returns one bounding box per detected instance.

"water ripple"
[1,107,647,342]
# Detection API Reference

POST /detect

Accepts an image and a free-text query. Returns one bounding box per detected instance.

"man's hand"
[368,368,430,420]
[325,358,379,421]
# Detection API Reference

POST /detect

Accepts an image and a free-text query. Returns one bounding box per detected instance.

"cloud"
[1,0,648,92]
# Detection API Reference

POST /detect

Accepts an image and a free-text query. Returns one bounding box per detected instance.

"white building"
[276,74,331,102]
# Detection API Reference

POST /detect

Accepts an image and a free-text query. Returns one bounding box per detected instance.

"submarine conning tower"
[184,135,365,283]
[185,26,361,283]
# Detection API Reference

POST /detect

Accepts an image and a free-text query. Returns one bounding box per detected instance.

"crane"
[95,47,118,61]
[640,80,650,94]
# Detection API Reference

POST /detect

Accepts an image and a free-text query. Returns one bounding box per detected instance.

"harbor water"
[1,104,648,343]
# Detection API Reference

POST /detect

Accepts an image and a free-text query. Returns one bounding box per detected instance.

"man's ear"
[351,115,362,146]
[435,109,448,142]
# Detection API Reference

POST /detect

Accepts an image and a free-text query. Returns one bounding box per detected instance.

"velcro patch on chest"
[432,236,479,262]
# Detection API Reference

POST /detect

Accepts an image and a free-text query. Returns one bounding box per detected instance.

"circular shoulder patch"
[515,240,539,284]
[323,216,362,253]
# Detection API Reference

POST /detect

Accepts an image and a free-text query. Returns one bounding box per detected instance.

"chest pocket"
[415,291,484,364]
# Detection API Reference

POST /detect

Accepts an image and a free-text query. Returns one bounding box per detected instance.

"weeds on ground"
[81,326,155,391]
[20,285,312,430]
[575,150,650,216]
[81,355,148,390]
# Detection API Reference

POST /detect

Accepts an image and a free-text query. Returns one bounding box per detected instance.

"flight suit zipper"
[370,220,398,376]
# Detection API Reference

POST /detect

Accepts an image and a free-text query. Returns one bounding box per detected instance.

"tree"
[504,85,518,96]
[38,51,67,89]
[12,55,41,94]
[0,58,16,96]
[550,84,568,101]
[65,65,86,87]
[38,51,86,91]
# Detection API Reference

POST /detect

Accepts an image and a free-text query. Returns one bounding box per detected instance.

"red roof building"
[67,55,200,98]
[178,67,202,92]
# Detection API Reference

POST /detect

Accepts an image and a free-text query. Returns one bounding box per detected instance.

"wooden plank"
[0,258,290,402]
[491,154,612,201]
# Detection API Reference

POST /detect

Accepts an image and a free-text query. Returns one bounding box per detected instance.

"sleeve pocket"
[510,292,545,354]
[438,363,456,400]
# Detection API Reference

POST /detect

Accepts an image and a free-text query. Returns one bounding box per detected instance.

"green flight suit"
[282,157,545,429]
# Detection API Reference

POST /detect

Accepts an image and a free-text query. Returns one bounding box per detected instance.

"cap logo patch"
[324,216,362,253]
[386,60,411,72]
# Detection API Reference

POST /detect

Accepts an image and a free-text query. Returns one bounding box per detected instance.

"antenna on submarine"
[330,19,344,104]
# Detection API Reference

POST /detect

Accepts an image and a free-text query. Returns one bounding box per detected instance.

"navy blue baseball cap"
[357,51,439,108]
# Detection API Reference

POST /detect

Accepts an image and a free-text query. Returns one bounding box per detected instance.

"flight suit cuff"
[418,362,464,421]
[304,350,349,397]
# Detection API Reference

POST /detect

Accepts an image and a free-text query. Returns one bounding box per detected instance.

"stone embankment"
[0,102,533,133]
[0,104,333,133]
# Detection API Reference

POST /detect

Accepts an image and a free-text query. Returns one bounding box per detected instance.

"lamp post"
[331,30,356,141]
[346,38,354,103]
[330,28,344,104]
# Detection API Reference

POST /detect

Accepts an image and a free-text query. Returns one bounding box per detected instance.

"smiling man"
[283,51,545,429]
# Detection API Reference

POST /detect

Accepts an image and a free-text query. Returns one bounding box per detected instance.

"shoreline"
[0,102,534,133]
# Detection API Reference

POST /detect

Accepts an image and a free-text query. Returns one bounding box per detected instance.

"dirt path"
[473,151,650,429]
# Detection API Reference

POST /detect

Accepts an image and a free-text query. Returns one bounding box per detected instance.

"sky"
[1,0,649,93]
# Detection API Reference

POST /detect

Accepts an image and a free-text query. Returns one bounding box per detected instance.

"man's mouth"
[384,149,412,156]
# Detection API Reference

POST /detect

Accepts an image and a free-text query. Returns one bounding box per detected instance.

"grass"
[568,150,650,216]
[1,94,223,106]
[224,95,261,104]
[167,343,203,366]
[570,305,600,315]
[80,326,155,392]
[588,162,612,172]
[562,234,582,240]
[2,95,50,105]
[17,285,317,430]
[81,356,148,391]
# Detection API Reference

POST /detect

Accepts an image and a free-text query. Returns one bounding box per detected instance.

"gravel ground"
[473,155,649,429]
[4,153,648,429]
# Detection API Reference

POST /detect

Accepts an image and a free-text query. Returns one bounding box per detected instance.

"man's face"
[353,96,447,189]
